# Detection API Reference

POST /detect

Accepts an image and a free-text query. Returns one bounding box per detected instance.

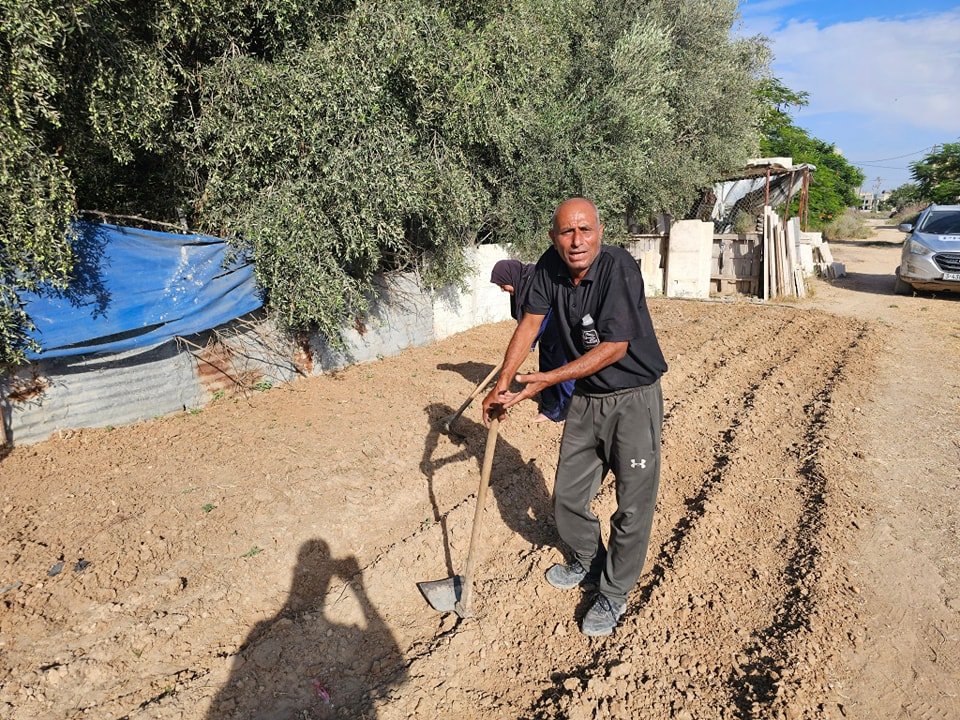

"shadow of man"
[206,539,406,720]
[435,361,498,385]
[420,403,558,576]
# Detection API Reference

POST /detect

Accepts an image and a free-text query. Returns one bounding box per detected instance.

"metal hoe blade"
[416,575,467,616]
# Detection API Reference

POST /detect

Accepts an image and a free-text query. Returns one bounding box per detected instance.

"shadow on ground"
[827,271,960,301]
[206,539,406,720]
[436,361,498,385]
[829,237,903,248]
[420,403,558,576]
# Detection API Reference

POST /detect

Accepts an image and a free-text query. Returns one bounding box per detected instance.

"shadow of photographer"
[206,539,406,719]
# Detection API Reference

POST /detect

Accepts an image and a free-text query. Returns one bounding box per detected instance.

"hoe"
[418,415,500,617]
[441,362,502,435]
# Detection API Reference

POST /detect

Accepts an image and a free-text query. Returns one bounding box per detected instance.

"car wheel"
[893,267,913,295]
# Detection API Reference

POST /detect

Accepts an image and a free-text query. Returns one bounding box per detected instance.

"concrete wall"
[4,234,717,446]
[432,245,513,340]
[314,272,437,371]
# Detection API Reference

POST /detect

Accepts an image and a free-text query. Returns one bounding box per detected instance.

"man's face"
[549,200,604,282]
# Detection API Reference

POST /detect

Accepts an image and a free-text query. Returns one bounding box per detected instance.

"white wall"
[432,245,513,340]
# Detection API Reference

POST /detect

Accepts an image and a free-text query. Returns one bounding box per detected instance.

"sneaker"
[545,561,590,590]
[580,594,625,637]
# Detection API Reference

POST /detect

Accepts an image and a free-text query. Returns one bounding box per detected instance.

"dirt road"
[808,224,960,719]
[1,223,957,719]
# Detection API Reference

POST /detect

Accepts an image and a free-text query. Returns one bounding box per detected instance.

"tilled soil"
[1,234,955,719]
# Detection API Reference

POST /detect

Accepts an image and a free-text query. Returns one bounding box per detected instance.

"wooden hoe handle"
[455,415,500,617]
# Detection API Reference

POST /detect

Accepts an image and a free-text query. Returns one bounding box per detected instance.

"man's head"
[549,197,604,283]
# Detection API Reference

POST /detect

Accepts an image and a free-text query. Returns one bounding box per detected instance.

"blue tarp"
[24,222,262,359]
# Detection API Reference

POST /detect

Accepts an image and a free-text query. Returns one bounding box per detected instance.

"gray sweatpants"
[553,380,663,604]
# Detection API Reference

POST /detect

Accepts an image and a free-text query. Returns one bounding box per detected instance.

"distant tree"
[758,80,864,226]
[910,142,960,204]
[886,182,923,211]
[755,76,809,135]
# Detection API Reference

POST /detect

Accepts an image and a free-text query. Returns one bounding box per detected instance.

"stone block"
[666,220,713,299]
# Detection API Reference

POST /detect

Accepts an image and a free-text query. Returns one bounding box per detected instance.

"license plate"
[944,272,960,281]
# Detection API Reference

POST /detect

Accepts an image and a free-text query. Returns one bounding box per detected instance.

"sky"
[736,0,960,192]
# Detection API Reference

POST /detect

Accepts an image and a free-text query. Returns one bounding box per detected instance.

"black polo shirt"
[523,244,667,393]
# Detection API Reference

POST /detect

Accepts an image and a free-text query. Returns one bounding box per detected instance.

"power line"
[848,146,935,163]
[855,163,911,170]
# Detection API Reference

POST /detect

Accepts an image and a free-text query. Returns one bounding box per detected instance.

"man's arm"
[520,340,627,388]
[481,312,544,425]
[499,341,628,413]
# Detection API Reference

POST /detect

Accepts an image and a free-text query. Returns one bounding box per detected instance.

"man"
[482,197,667,636]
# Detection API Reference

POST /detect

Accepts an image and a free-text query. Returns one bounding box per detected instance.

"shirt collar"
[557,245,605,284]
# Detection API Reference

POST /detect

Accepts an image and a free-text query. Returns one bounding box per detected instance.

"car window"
[918,211,960,234]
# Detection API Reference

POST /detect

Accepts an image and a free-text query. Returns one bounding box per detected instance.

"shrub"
[821,209,872,241]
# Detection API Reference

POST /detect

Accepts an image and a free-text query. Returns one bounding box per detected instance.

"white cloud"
[768,10,960,133]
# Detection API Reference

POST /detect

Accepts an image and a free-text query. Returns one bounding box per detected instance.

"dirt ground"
[1,223,958,719]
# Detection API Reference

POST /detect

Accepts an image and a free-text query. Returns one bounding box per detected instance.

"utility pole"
[872,176,882,211]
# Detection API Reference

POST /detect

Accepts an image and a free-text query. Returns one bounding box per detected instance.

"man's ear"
[598,223,605,240]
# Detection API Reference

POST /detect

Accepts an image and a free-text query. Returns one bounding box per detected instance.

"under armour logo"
[630,458,646,469]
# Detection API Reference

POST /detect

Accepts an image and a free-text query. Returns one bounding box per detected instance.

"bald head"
[551,197,600,233]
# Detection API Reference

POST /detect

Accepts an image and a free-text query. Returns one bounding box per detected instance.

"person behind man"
[481,197,667,636]
[489,259,575,422]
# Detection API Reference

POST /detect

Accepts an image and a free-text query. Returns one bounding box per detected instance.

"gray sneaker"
[545,561,589,590]
[580,593,625,636]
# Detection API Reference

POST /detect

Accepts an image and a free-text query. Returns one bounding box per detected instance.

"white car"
[895,204,960,294]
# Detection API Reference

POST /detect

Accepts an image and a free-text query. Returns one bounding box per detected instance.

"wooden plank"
[775,221,793,297]
[772,214,781,297]
[762,211,768,300]
[772,211,779,297]
[794,267,807,298]
[722,241,735,293]
[764,208,773,300]
[782,224,794,297]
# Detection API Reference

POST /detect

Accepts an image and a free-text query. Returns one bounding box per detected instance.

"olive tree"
[2,0,768,362]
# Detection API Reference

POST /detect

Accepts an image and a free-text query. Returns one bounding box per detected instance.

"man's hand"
[481,373,550,426]
[511,372,550,406]
[481,312,546,426]
[481,386,510,427]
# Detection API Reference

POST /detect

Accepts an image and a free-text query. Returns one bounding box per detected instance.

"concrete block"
[666,220,713,299]
[798,244,815,275]
[640,251,663,296]
[747,156,793,168]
